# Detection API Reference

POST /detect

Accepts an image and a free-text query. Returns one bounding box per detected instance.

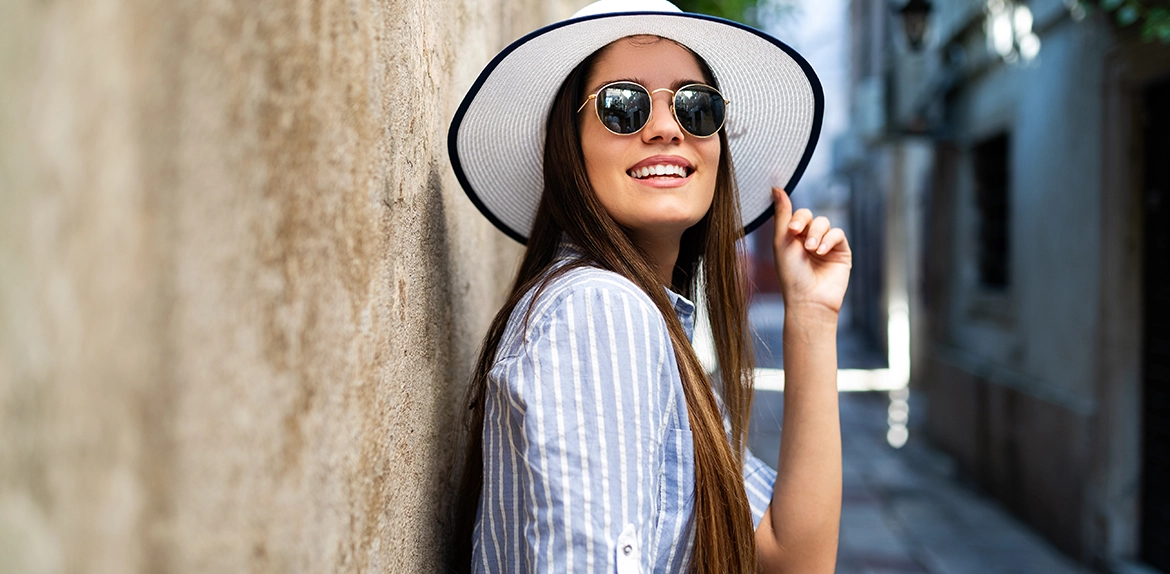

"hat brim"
[448,11,824,244]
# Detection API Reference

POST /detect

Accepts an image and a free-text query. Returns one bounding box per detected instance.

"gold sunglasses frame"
[576,81,730,139]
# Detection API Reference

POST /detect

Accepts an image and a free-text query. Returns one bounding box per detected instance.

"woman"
[447,1,849,572]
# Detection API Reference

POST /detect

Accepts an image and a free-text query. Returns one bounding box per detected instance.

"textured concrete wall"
[0,0,582,571]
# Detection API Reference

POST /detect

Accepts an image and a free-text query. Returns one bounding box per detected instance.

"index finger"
[772,187,792,231]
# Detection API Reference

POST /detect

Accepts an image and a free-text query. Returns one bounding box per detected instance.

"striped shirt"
[473,251,777,573]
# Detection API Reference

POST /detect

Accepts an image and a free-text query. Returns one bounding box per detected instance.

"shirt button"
[616,522,639,572]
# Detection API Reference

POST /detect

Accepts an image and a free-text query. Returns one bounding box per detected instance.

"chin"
[634,214,707,236]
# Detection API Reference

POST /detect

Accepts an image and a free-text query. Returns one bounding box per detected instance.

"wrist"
[782,302,840,326]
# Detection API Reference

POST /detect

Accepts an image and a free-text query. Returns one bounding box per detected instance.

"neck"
[629,230,682,287]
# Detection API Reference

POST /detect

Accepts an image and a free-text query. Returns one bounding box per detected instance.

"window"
[973,133,1010,290]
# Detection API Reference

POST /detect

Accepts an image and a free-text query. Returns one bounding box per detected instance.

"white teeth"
[628,164,687,179]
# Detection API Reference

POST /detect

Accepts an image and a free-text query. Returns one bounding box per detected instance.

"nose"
[640,90,683,143]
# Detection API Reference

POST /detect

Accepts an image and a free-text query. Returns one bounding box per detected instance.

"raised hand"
[771,187,852,315]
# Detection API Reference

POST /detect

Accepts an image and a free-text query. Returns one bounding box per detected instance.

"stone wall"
[0,0,582,571]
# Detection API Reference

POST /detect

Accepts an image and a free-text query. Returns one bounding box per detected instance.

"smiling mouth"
[627,164,693,180]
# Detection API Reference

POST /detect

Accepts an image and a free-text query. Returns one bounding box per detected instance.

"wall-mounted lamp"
[985,0,1041,63]
[898,0,934,51]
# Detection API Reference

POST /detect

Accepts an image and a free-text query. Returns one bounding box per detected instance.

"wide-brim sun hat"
[448,0,824,244]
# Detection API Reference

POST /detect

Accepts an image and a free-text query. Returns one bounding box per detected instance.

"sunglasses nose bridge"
[648,87,677,115]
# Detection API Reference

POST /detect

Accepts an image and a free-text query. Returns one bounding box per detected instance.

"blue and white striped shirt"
[473,251,777,573]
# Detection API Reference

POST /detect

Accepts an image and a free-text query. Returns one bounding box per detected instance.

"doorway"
[1140,75,1170,572]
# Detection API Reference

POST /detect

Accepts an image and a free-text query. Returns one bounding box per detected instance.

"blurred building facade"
[841,0,1170,570]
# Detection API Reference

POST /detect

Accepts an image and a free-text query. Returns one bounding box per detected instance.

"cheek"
[701,139,722,168]
[580,128,618,180]
[697,147,720,212]
[699,143,721,186]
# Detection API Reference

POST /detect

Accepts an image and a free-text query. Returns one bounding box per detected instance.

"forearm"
[757,305,842,573]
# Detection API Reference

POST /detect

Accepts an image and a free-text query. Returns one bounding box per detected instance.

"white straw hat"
[448,0,823,243]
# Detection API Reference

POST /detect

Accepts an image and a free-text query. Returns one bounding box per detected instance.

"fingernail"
[806,238,817,249]
[817,243,830,254]
[789,224,800,232]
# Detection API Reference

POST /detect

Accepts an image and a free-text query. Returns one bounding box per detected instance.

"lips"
[626,155,694,180]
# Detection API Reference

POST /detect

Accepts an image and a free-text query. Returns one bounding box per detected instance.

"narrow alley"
[747,298,1090,574]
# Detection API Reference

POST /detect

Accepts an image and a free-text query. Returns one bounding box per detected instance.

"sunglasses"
[576,81,729,138]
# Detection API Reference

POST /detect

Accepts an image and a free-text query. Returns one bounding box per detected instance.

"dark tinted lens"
[597,83,651,134]
[674,85,725,137]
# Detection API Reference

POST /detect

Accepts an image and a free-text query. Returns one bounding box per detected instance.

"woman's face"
[580,37,720,244]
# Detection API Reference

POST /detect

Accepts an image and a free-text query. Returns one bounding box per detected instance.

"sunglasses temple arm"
[576,95,596,114]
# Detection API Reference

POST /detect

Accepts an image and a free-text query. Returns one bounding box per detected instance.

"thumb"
[772,187,792,233]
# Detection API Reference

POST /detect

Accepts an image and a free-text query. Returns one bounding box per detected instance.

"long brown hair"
[452,36,757,574]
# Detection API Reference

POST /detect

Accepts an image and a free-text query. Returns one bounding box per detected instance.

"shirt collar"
[665,288,696,342]
[554,241,585,260]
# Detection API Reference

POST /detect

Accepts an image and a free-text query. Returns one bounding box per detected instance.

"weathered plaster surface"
[0,0,583,571]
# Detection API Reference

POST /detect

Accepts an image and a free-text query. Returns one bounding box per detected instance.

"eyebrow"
[587,77,706,93]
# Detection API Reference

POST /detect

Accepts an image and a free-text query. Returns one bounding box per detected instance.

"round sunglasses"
[576,81,729,138]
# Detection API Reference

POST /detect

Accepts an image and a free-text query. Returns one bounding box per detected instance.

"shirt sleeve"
[742,447,777,528]
[500,282,677,573]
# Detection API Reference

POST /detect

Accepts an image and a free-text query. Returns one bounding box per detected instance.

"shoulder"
[498,265,668,360]
[520,265,662,337]
[541,265,653,306]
